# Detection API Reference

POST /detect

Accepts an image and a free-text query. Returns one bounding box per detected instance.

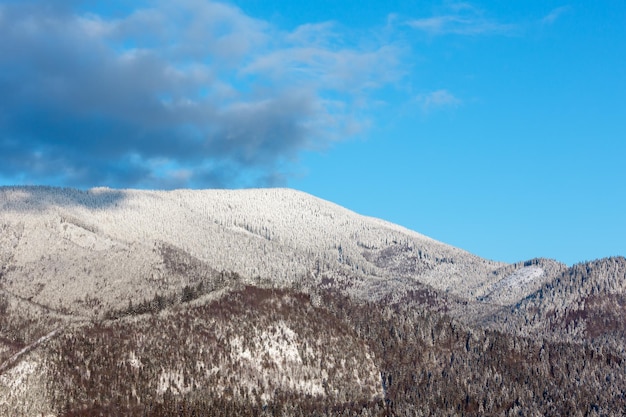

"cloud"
[541,6,571,25]
[415,90,462,112]
[407,4,515,36]
[0,0,401,189]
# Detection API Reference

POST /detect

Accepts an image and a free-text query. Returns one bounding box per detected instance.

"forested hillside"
[1,186,625,415]
[483,257,626,349]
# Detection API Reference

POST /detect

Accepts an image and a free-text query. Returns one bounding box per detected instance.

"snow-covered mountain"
[0,186,516,315]
[2,186,625,416]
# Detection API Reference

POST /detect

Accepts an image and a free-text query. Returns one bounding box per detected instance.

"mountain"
[0,186,504,308]
[1,186,625,416]
[482,257,626,348]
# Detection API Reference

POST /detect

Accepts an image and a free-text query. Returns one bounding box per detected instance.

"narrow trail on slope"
[0,327,64,375]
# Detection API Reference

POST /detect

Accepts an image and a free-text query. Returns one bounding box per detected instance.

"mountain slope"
[0,186,505,316]
[1,287,382,416]
[479,258,568,305]
[482,257,626,348]
[2,186,626,416]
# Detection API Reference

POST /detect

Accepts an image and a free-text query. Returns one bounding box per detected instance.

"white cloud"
[242,43,401,93]
[416,90,462,112]
[407,4,515,36]
[541,6,571,25]
[285,22,338,45]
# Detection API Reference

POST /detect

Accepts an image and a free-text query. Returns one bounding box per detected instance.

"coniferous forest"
[1,187,626,416]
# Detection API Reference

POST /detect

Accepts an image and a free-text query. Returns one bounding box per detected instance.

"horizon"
[0,1,624,266]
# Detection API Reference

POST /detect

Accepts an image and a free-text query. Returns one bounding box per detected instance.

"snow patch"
[230,321,303,366]
[228,321,326,398]
[157,369,192,396]
[0,359,38,391]
[498,266,544,290]
[128,351,142,369]
[259,321,302,364]
[57,219,121,251]
[483,266,547,305]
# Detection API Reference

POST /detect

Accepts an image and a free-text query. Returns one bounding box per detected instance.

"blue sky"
[0,1,624,265]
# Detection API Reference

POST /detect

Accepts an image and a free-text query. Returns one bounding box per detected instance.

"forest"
[1,187,626,416]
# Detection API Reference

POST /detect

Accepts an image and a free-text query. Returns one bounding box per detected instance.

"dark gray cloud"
[0,0,401,188]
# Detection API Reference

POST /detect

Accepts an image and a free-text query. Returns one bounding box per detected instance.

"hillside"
[482,256,626,349]
[0,186,517,318]
[1,186,625,415]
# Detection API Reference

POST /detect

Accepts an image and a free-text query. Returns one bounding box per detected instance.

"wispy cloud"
[541,6,571,25]
[415,90,462,112]
[407,4,515,36]
[0,0,402,188]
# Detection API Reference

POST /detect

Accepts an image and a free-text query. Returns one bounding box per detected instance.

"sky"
[0,0,624,265]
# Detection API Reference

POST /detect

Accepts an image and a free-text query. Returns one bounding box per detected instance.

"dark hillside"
[322,291,626,416]
[38,285,626,416]
[46,286,382,416]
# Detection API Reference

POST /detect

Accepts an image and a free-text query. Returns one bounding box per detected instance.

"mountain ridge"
[2,186,625,415]
[0,186,507,306]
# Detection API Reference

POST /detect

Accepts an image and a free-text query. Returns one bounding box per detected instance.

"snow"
[229,321,325,398]
[157,369,192,395]
[0,186,399,410]
[128,351,142,369]
[483,266,547,305]
[0,186,505,304]
[495,266,545,291]
[0,359,37,391]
